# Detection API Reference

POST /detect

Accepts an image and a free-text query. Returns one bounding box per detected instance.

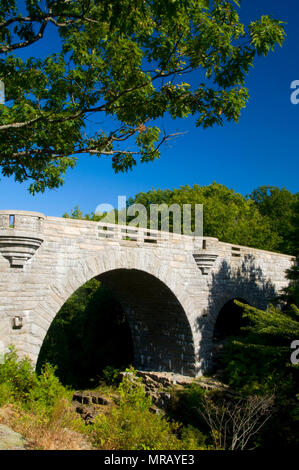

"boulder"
[0,424,27,450]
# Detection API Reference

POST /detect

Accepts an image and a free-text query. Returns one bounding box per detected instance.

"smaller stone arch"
[197,293,252,374]
[213,297,249,341]
[210,297,251,371]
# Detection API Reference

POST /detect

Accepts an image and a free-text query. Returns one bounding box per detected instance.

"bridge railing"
[97,221,190,244]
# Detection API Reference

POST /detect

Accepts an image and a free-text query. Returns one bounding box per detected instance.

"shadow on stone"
[197,254,277,373]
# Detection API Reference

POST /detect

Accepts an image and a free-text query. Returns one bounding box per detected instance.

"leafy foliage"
[0,1,286,192]
[102,366,122,386]
[167,382,207,428]
[0,346,37,403]
[279,264,299,308]
[27,363,72,417]
[249,186,299,255]
[222,288,299,448]
[0,350,209,450]
[0,347,71,417]
[90,367,206,450]
[223,303,299,388]
[117,367,152,412]
[126,182,284,251]
[63,183,298,255]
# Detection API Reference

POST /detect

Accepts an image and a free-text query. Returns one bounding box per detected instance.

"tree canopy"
[249,186,299,256]
[126,183,286,252]
[64,182,298,255]
[0,0,285,193]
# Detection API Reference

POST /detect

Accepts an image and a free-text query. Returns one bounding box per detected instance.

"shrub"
[0,382,13,406]
[167,382,207,428]
[198,393,274,450]
[179,425,207,450]
[13,397,90,450]
[0,347,71,417]
[117,366,152,412]
[0,348,92,449]
[102,366,121,386]
[91,367,192,450]
[92,403,183,450]
[0,347,37,403]
[27,363,72,416]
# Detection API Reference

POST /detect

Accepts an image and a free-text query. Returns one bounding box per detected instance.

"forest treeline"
[63,183,299,256]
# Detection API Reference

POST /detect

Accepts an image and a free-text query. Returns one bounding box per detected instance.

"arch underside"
[97,269,196,376]
[213,297,249,341]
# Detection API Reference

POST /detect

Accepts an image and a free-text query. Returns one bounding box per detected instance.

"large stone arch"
[25,246,198,376]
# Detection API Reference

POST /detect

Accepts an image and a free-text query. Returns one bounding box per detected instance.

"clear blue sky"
[0,0,298,216]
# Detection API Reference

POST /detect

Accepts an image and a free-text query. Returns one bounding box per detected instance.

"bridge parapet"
[97,221,198,245]
[216,239,296,265]
[0,210,295,272]
[43,215,204,251]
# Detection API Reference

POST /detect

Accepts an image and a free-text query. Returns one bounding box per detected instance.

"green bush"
[117,367,152,412]
[168,382,207,428]
[102,366,121,386]
[27,363,72,416]
[0,382,13,407]
[0,347,37,403]
[0,347,71,419]
[179,425,207,450]
[91,367,204,450]
[92,403,182,450]
[221,301,299,449]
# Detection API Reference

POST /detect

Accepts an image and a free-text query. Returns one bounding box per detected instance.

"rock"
[118,369,235,413]
[72,391,112,407]
[0,424,27,450]
[97,396,110,406]
[149,406,162,415]
[118,370,181,411]
[74,404,103,425]
[136,370,195,389]
[72,393,83,404]
[72,391,113,424]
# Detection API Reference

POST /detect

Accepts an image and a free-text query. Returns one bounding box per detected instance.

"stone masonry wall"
[0,210,295,376]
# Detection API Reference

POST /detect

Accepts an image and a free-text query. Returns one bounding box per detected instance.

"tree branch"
[0,114,45,131]
[0,19,49,53]
[0,9,101,53]
[7,130,183,163]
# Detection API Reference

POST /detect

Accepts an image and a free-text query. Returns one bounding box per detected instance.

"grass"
[0,349,208,450]
[0,401,92,450]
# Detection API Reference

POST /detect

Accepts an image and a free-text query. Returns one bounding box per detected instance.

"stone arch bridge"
[0,210,295,376]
